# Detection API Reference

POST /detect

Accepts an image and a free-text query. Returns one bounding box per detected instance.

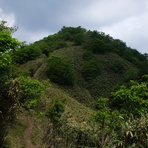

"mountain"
[3,26,148,147]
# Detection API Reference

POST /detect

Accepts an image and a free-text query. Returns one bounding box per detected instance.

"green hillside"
[1,22,148,147]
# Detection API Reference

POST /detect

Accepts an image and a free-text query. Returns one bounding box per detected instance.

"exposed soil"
[24,116,34,148]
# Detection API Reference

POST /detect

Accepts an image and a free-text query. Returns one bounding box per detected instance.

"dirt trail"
[24,116,34,148]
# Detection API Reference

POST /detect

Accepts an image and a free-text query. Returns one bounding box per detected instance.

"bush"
[47,56,75,85]
[111,79,148,116]
[82,58,101,81]
[46,98,66,123]
[86,38,110,54]
[82,51,94,61]
[110,60,125,74]
[13,45,42,64]
[17,76,44,108]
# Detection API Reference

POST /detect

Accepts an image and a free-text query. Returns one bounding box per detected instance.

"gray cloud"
[0,0,148,53]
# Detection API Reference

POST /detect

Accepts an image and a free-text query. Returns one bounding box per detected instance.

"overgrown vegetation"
[0,21,44,147]
[1,22,148,147]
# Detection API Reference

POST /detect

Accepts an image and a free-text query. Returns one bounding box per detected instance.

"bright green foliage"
[89,97,123,147]
[47,56,75,85]
[0,54,12,76]
[17,76,44,108]
[0,20,20,147]
[0,31,20,53]
[46,98,66,123]
[89,93,148,147]
[111,78,148,117]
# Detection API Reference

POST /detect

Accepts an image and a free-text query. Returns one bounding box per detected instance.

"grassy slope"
[50,44,138,100]
[5,71,94,147]
[5,42,138,147]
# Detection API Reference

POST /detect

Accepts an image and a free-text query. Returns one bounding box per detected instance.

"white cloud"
[13,28,52,43]
[60,0,147,28]
[29,30,52,43]
[1,0,148,53]
[100,11,148,53]
[0,8,15,27]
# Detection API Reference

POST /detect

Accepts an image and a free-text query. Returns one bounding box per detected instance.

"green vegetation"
[1,22,147,147]
[46,98,66,123]
[13,44,42,64]
[0,21,44,147]
[111,77,148,117]
[0,21,20,147]
[17,76,44,108]
[47,56,75,85]
[82,58,101,81]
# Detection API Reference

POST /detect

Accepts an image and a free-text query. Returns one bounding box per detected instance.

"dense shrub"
[47,56,75,85]
[46,98,66,123]
[86,38,110,54]
[59,26,86,42]
[111,79,148,116]
[82,50,94,61]
[13,45,42,64]
[17,76,44,108]
[110,60,125,74]
[139,60,148,77]
[82,58,101,81]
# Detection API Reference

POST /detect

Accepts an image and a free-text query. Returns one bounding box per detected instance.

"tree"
[47,56,75,85]
[0,20,20,147]
[13,44,41,64]
[89,97,123,147]
[45,98,66,147]
[111,78,148,117]
[86,38,110,54]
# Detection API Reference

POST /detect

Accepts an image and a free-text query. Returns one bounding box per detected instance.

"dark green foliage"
[139,60,148,77]
[47,56,75,85]
[59,26,86,43]
[0,79,19,148]
[82,50,94,61]
[13,44,42,64]
[110,60,125,74]
[34,35,67,56]
[82,58,100,81]
[86,38,110,54]
[46,98,66,123]
[125,68,139,82]
[73,33,85,45]
[35,42,50,56]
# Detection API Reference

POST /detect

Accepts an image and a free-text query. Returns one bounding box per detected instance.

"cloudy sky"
[0,0,148,53]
